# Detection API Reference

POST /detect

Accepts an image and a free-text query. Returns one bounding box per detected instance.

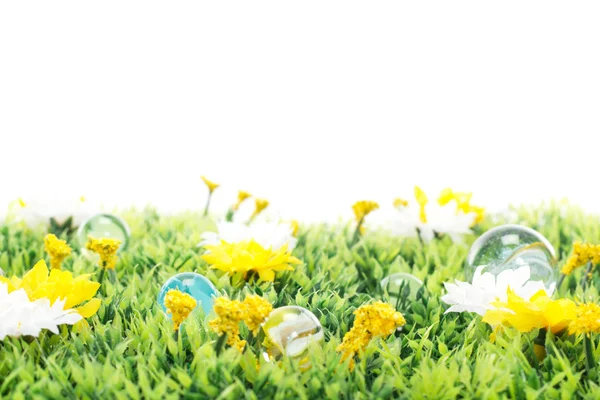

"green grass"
[2,202,600,399]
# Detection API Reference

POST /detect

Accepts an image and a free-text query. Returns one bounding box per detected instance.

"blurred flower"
[233,190,252,211]
[164,289,197,331]
[337,302,405,370]
[44,234,72,270]
[201,176,220,194]
[7,196,98,229]
[0,260,101,318]
[393,198,408,209]
[414,186,428,223]
[441,265,552,316]
[202,240,301,282]
[561,241,600,275]
[290,220,300,237]
[0,282,82,340]
[438,187,485,225]
[209,297,247,352]
[482,289,576,334]
[86,237,121,270]
[199,221,297,251]
[569,303,600,335]
[249,198,270,222]
[352,201,379,222]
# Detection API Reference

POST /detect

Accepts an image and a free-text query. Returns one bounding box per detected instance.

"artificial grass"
[1,202,600,399]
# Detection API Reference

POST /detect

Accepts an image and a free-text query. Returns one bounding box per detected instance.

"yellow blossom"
[561,241,600,275]
[165,289,197,331]
[242,295,273,334]
[202,240,301,282]
[201,176,220,193]
[209,297,247,352]
[352,200,379,222]
[569,303,600,335]
[233,190,252,211]
[0,260,101,318]
[483,289,576,334]
[393,198,408,209]
[18,198,27,208]
[44,234,72,270]
[290,220,300,237]
[86,237,121,270]
[437,188,484,226]
[250,198,270,221]
[80,196,86,203]
[414,186,428,223]
[337,302,406,370]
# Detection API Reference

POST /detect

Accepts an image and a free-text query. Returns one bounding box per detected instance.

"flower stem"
[583,334,596,378]
[556,273,566,291]
[203,193,213,217]
[416,228,425,247]
[351,218,364,246]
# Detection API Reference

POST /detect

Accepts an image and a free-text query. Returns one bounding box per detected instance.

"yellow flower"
[250,198,270,221]
[202,240,301,282]
[165,289,197,331]
[242,295,273,334]
[290,220,300,237]
[483,289,576,334]
[561,242,600,275]
[337,302,406,370]
[86,237,121,270]
[437,188,484,225]
[352,200,380,222]
[393,198,408,209]
[569,303,600,335]
[201,176,220,193]
[209,297,247,352]
[18,198,27,208]
[44,234,72,270]
[0,260,101,318]
[414,186,428,223]
[233,190,252,211]
[79,196,86,203]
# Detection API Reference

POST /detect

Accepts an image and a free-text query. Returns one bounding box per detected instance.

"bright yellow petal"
[257,269,275,282]
[414,186,428,206]
[75,298,102,318]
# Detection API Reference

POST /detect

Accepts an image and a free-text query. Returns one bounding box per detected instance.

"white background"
[1,1,599,222]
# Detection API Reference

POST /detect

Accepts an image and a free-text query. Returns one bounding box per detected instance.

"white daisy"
[440,265,552,316]
[199,221,297,251]
[0,283,82,340]
[8,196,99,229]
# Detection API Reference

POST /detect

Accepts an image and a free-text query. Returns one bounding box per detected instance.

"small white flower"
[368,204,476,243]
[441,265,552,316]
[199,221,297,251]
[8,196,99,229]
[0,283,82,340]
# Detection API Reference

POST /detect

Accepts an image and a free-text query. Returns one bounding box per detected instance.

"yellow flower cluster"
[233,190,252,211]
[569,303,600,335]
[202,240,301,282]
[250,198,270,221]
[561,241,600,275]
[483,289,576,334]
[86,237,122,270]
[201,176,220,193]
[44,234,72,270]
[438,187,485,225]
[337,302,406,370]
[352,200,380,222]
[164,289,197,331]
[0,260,101,318]
[209,295,273,352]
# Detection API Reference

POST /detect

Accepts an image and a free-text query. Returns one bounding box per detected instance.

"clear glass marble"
[262,306,324,367]
[77,213,131,251]
[466,224,557,290]
[380,272,424,303]
[158,272,218,317]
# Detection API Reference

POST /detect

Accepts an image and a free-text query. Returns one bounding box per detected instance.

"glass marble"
[466,224,557,290]
[158,272,218,317]
[380,272,424,303]
[262,306,324,367]
[77,213,131,251]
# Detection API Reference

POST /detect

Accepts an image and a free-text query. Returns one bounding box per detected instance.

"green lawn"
[1,202,600,399]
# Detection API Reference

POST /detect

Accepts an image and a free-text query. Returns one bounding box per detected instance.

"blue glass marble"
[158,272,218,317]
